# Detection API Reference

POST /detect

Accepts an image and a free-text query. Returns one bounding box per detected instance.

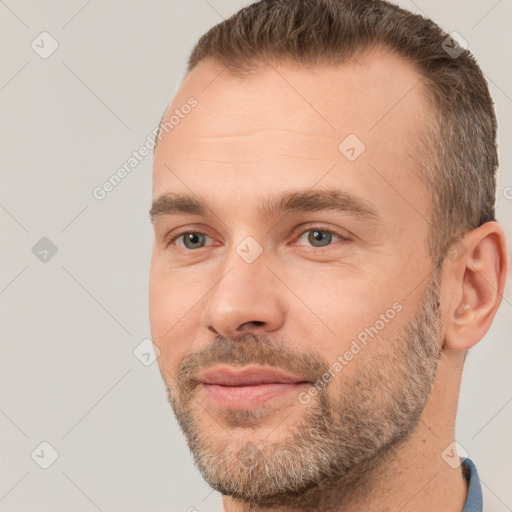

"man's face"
[149,51,443,504]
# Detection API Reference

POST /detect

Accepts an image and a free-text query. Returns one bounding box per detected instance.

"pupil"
[309,230,331,247]
[185,233,204,248]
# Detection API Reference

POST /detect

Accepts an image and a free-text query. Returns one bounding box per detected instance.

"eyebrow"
[149,189,380,224]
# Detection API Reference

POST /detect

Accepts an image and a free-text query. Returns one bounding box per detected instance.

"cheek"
[148,264,170,335]
[149,290,195,381]
[149,263,206,373]
[149,260,197,327]
[291,274,389,327]
[287,272,404,363]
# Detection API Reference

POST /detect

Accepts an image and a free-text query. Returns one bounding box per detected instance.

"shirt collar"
[461,458,483,512]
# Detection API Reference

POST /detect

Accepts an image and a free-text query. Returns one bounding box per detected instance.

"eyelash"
[166,226,349,250]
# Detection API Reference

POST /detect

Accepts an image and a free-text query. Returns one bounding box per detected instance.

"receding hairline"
[171,47,435,189]
[163,44,434,151]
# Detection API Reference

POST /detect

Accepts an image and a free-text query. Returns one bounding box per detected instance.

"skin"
[149,48,508,511]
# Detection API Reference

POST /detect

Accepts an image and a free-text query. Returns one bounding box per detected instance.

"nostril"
[239,320,265,329]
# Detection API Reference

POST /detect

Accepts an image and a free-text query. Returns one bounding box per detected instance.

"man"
[148,1,508,510]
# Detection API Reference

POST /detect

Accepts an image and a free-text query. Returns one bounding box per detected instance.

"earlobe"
[444,222,509,352]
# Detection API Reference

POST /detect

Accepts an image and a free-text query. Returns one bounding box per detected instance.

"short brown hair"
[186,0,498,265]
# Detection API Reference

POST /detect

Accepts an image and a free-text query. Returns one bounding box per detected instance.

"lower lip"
[201,382,308,409]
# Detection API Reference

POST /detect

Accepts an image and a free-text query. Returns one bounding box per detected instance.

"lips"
[197,365,310,386]
[196,366,311,409]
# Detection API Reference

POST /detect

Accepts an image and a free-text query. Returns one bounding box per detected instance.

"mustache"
[175,334,329,392]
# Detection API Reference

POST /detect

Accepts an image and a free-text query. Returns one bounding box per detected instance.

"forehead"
[153,49,430,222]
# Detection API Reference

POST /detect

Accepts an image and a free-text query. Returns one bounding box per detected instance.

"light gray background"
[0,1,511,511]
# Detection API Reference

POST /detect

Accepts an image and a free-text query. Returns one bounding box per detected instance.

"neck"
[223,351,468,512]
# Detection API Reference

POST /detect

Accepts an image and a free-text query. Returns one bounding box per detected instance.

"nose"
[199,248,286,338]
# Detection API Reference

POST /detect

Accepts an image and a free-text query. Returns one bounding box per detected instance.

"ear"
[444,222,509,351]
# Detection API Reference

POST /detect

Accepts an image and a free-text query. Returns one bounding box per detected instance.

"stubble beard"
[164,272,442,508]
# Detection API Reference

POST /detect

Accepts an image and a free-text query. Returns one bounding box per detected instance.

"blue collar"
[461,458,483,512]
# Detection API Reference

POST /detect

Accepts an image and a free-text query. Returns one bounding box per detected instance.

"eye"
[172,231,211,250]
[295,228,344,248]
[166,227,347,251]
